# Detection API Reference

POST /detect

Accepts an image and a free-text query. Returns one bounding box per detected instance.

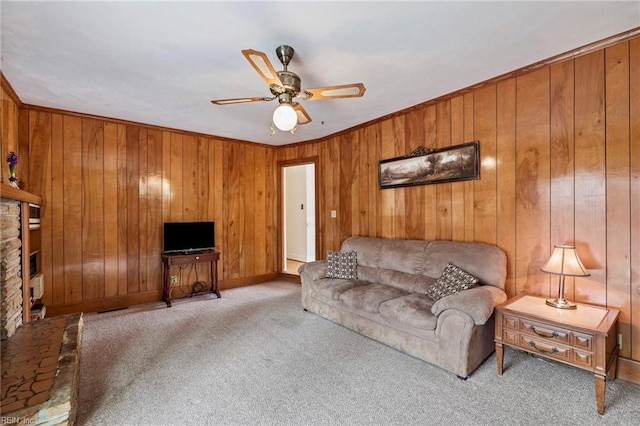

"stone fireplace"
[1,198,23,340]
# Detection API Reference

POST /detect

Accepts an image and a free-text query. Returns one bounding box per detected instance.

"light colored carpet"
[77,281,639,426]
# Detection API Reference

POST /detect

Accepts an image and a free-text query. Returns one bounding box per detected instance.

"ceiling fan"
[211,45,366,134]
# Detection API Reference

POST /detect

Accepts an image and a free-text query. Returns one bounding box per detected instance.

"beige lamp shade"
[541,245,590,277]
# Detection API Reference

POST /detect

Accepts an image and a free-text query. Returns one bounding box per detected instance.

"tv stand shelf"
[161,250,220,307]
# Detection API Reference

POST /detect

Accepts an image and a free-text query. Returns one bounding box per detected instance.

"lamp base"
[545,298,577,310]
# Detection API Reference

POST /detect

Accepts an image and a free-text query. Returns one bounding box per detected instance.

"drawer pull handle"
[528,340,559,354]
[529,325,558,339]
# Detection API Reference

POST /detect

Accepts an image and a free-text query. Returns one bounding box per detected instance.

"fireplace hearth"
[1,313,83,425]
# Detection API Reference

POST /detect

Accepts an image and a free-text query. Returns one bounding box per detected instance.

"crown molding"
[1,72,23,107]
[20,102,275,149]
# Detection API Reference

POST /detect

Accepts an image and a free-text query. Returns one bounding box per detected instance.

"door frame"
[278,156,319,274]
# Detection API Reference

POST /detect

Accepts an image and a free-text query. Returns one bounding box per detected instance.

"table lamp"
[541,244,590,309]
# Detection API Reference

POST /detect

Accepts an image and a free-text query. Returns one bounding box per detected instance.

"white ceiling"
[1,1,638,146]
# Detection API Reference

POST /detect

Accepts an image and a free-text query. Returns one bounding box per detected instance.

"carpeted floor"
[77,281,639,426]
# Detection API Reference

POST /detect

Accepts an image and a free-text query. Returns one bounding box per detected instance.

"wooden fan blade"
[293,104,312,125]
[300,83,366,100]
[210,97,271,105]
[241,49,284,91]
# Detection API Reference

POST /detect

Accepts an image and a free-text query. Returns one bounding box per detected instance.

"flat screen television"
[163,221,215,254]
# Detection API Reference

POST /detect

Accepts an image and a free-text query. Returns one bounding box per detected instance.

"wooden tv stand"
[161,250,220,307]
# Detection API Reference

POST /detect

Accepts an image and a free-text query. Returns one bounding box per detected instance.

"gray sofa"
[299,236,507,378]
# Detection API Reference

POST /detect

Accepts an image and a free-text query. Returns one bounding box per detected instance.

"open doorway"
[282,161,317,274]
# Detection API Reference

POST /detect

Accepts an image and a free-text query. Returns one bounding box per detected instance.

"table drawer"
[166,252,218,265]
[573,332,594,351]
[573,350,594,368]
[503,314,519,330]
[503,329,519,345]
[519,335,571,362]
[520,319,570,344]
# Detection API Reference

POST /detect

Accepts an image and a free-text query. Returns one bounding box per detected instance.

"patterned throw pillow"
[425,262,479,301]
[326,251,358,279]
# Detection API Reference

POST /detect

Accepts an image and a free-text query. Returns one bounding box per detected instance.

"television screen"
[163,222,215,254]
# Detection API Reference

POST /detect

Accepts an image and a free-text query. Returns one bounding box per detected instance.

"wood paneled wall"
[0,91,279,313]
[1,79,20,182]
[277,36,640,363]
[1,34,638,370]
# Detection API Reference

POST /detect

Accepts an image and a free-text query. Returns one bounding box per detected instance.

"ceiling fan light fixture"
[273,103,297,131]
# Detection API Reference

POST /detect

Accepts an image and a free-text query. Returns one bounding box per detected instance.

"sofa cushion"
[326,251,358,279]
[357,265,436,293]
[311,278,368,301]
[426,262,479,301]
[379,293,438,330]
[340,284,408,314]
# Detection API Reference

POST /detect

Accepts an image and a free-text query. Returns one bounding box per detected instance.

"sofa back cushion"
[422,240,506,290]
[342,237,429,274]
[341,236,507,290]
[357,265,436,293]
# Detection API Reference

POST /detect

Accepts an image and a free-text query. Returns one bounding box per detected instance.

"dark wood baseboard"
[277,273,301,284]
[218,273,280,290]
[47,290,162,317]
[617,357,640,385]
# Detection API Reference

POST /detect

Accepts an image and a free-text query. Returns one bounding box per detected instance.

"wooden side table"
[161,251,220,307]
[495,294,619,415]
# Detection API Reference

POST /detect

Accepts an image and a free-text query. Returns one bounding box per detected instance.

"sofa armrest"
[298,260,327,281]
[431,286,507,325]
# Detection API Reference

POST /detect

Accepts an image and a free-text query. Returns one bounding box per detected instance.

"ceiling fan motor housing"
[272,45,300,98]
[273,70,301,95]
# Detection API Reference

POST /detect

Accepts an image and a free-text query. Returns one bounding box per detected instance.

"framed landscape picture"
[378,141,479,189]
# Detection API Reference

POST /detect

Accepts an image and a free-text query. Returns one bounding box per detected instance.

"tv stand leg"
[162,285,172,308]
[162,264,172,308]
[211,259,221,298]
